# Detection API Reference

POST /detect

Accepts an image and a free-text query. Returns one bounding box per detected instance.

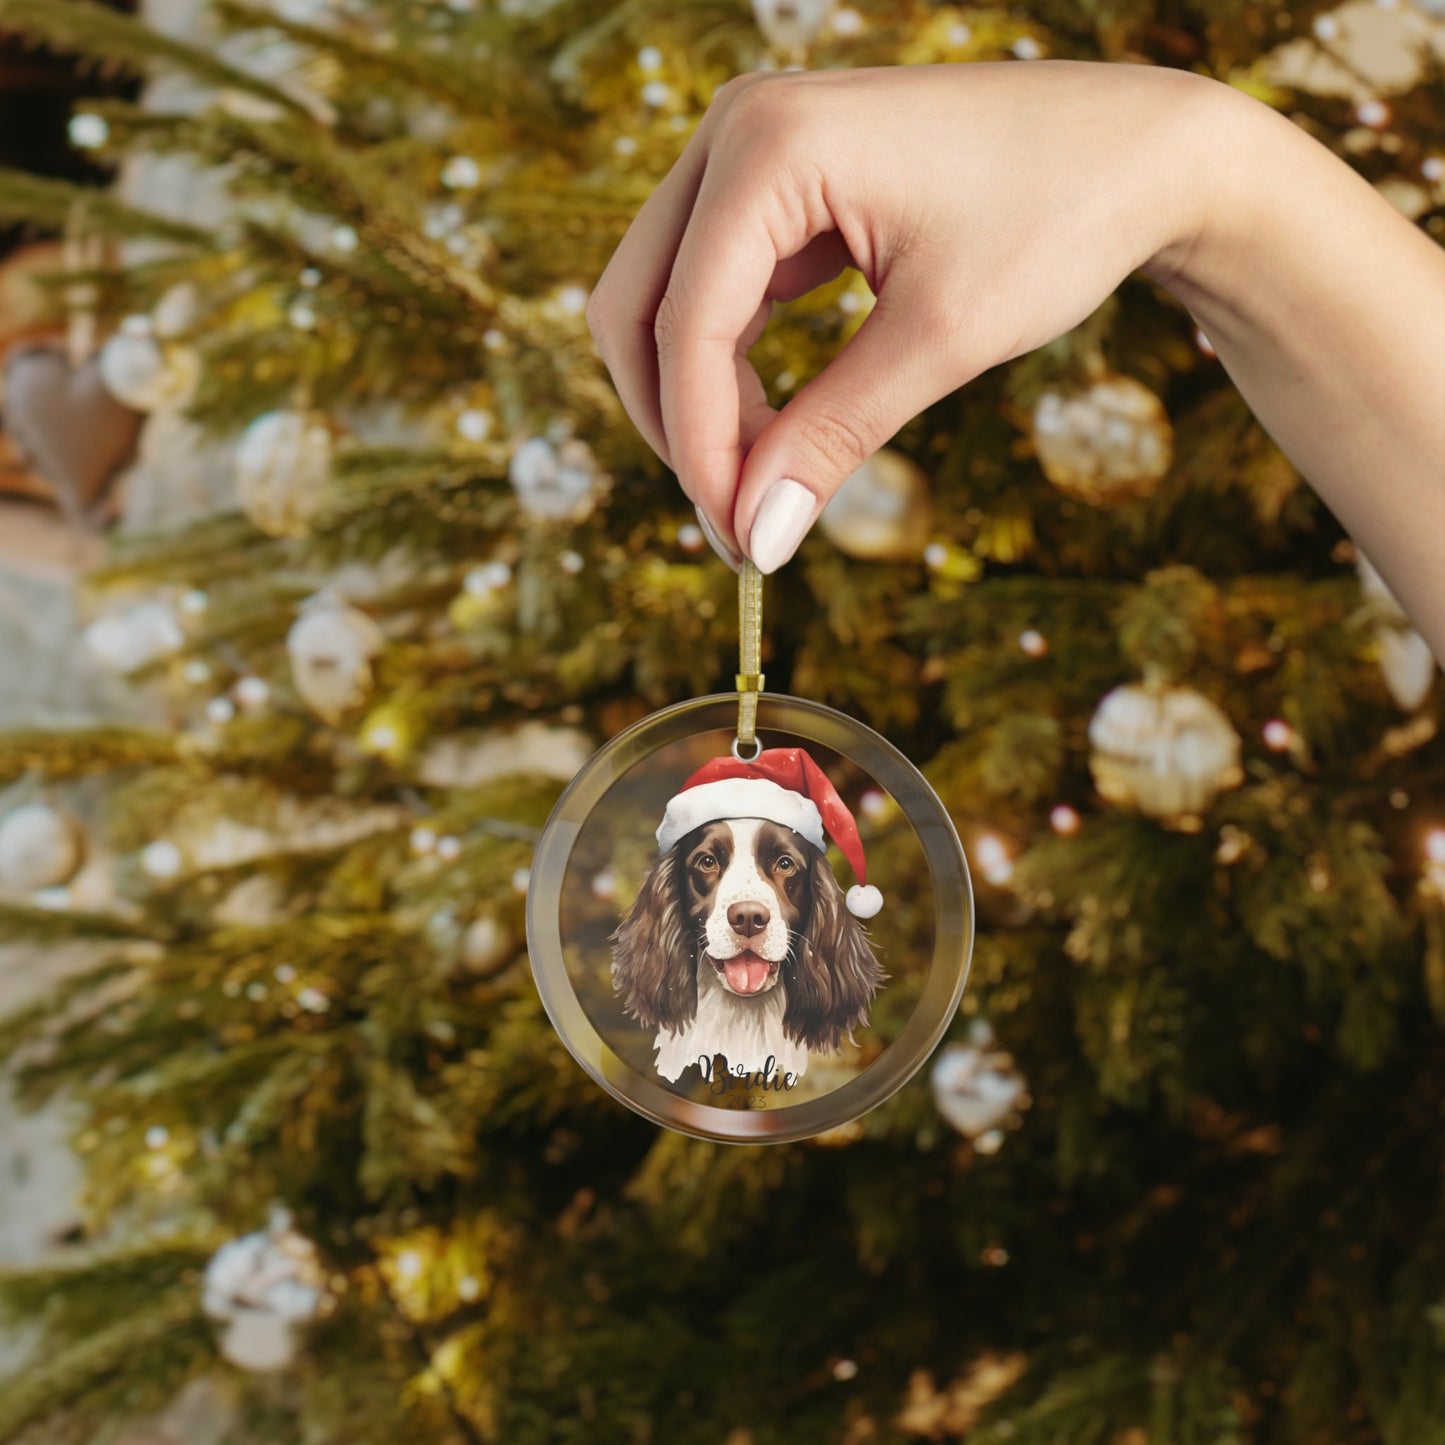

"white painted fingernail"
[695,505,741,571]
[748,478,816,575]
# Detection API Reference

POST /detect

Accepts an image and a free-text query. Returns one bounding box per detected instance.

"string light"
[410,827,437,855]
[465,561,512,594]
[141,840,183,879]
[859,789,889,822]
[441,155,482,189]
[1262,719,1294,751]
[1356,99,1390,129]
[235,676,270,710]
[69,113,109,149]
[456,408,492,442]
[1049,804,1081,836]
[1426,829,1445,866]
[1019,629,1049,658]
[975,834,1013,886]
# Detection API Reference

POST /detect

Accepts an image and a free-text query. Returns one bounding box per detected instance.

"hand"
[585,60,1215,572]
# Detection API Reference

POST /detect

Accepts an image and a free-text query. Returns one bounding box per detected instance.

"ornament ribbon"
[735,559,765,757]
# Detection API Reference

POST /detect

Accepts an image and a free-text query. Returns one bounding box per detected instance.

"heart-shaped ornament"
[2,343,144,529]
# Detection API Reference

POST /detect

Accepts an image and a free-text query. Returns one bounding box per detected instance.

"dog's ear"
[784,856,889,1053]
[608,847,697,1033]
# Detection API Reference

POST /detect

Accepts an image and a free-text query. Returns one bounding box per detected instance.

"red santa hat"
[655,747,883,919]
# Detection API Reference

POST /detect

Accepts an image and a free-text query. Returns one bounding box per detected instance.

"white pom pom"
[846,883,882,919]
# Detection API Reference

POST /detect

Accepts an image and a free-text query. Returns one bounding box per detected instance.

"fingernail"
[695,506,741,571]
[748,478,816,575]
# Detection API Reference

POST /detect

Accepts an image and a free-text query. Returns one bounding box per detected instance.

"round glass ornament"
[527,691,973,1143]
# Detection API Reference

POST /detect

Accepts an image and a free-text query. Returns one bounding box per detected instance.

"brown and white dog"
[610,749,888,1084]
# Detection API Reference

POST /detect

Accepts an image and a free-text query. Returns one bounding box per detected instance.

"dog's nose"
[727,900,771,938]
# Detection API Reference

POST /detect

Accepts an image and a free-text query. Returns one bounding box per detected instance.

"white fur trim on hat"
[656,777,825,855]
[846,884,883,919]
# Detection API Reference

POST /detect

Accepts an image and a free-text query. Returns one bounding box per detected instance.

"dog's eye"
[775,856,795,872]
[694,853,718,871]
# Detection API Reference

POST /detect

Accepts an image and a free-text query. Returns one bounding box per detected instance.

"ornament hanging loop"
[735,559,765,756]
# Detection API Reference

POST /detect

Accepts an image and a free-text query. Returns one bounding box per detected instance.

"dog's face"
[681,819,813,998]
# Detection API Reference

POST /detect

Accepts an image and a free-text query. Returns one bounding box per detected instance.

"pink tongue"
[724,956,771,994]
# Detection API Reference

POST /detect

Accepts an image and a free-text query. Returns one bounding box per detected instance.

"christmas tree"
[1,1,1443,1442]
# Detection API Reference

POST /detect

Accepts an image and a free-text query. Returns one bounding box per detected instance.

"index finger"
[585,75,771,473]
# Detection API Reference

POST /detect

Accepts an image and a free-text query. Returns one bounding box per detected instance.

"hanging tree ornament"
[1031,371,1173,505]
[507,431,605,522]
[285,595,384,722]
[202,1206,330,1373]
[818,447,932,562]
[929,1018,1030,1149]
[0,801,86,892]
[527,562,973,1144]
[1088,680,1244,825]
[752,0,836,59]
[97,316,200,413]
[84,597,185,675]
[235,410,338,538]
[1356,551,1437,711]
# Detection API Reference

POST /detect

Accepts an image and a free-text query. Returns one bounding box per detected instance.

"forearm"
[1142,78,1445,661]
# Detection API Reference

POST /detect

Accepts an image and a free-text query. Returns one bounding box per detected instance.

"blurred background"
[0,1,1442,1442]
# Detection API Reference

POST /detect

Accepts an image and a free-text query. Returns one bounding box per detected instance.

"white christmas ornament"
[98,330,200,412]
[1356,552,1438,710]
[203,1207,328,1373]
[1032,373,1173,504]
[930,1022,1029,1141]
[752,0,835,52]
[508,435,604,521]
[1088,682,1244,823]
[235,411,337,537]
[84,599,184,674]
[818,448,932,561]
[0,803,85,892]
[460,914,512,975]
[286,599,384,722]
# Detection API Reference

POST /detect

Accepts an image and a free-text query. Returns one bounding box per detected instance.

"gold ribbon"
[735,559,764,757]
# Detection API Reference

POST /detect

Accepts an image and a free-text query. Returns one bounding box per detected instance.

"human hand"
[584,60,1217,573]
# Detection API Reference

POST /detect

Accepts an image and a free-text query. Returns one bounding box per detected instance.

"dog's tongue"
[724,955,772,995]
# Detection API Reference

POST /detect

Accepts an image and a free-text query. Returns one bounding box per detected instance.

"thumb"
[733,279,968,574]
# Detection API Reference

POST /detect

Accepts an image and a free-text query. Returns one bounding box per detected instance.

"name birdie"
[701,1054,799,1093]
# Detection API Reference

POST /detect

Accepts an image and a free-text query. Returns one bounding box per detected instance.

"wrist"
[1137,76,1298,332]
[1138,74,1265,302]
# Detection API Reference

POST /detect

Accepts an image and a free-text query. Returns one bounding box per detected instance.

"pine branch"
[0,168,212,247]
[0,727,179,785]
[0,0,309,115]
[212,0,572,144]
[0,1275,210,1438]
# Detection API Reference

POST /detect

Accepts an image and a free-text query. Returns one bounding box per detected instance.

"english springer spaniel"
[609,815,887,1083]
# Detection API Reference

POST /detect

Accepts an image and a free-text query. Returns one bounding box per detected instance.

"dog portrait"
[608,747,888,1084]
